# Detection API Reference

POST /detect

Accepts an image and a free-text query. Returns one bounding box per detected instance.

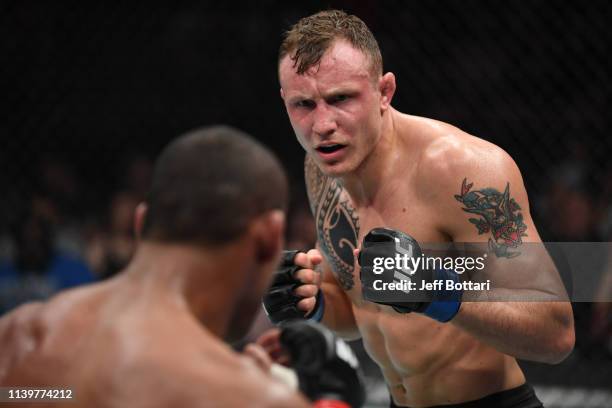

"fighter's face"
[225,260,278,343]
[225,212,285,342]
[280,40,384,177]
[226,261,279,342]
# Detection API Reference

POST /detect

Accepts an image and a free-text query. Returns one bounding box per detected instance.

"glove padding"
[280,320,365,408]
[263,250,309,324]
[358,227,462,322]
[359,228,429,312]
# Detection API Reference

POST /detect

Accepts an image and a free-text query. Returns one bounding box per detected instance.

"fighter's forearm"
[452,301,574,364]
[320,283,361,341]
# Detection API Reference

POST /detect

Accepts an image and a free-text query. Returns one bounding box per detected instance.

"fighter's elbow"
[554,328,575,363]
[541,327,575,364]
[539,304,575,364]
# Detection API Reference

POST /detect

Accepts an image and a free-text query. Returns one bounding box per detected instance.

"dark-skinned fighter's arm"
[423,139,574,364]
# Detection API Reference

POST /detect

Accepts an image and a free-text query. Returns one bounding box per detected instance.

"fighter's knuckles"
[294,284,318,298]
[294,268,317,284]
[293,252,313,269]
[297,297,317,313]
[306,248,323,265]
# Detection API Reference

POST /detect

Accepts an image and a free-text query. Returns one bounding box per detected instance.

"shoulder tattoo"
[454,178,528,258]
[305,156,359,290]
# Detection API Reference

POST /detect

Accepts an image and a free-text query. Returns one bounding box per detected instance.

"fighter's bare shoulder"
[409,115,530,236]
[0,301,44,332]
[413,116,520,187]
[0,301,43,341]
[133,351,307,407]
[0,302,44,380]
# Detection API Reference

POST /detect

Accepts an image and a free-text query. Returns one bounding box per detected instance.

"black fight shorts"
[390,383,543,408]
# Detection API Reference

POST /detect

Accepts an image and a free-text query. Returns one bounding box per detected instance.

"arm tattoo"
[454,178,528,258]
[305,156,359,290]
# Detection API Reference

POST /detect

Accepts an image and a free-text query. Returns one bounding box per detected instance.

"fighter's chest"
[314,186,441,293]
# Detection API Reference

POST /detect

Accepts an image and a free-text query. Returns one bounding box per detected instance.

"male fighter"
[262,10,575,408]
[0,126,362,407]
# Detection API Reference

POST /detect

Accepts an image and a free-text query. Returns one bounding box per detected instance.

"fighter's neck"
[340,108,409,207]
[123,241,248,339]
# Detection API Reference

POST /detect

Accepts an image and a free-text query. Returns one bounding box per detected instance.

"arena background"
[2,1,611,407]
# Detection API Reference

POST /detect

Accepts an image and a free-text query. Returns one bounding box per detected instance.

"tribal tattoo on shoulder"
[305,156,359,290]
[454,178,528,258]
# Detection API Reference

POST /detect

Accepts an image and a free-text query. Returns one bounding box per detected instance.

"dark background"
[2,1,610,225]
[1,0,611,402]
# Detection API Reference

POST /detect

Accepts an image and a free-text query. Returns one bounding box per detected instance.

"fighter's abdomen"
[354,306,525,406]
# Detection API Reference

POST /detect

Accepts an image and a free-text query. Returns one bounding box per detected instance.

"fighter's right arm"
[305,155,359,340]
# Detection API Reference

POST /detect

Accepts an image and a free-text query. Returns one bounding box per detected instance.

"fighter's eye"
[294,100,315,109]
[329,94,350,104]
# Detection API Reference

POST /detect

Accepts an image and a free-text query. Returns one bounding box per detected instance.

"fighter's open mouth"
[316,144,345,153]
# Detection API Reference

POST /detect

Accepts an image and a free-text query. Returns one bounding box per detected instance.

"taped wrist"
[306,290,325,322]
[358,227,462,322]
[421,268,463,322]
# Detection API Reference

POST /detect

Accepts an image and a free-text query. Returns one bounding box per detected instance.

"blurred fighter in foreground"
[0,126,364,408]
[262,10,575,408]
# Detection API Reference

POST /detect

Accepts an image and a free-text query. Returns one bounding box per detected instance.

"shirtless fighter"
[0,126,363,407]
[261,10,575,408]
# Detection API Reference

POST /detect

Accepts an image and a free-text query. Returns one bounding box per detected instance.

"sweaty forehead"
[279,40,374,91]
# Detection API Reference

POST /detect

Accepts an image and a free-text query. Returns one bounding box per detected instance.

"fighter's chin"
[313,157,357,178]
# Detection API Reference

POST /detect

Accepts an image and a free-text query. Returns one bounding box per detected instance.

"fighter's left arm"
[425,139,574,364]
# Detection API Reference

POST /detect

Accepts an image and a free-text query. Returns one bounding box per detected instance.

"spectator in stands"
[85,191,139,279]
[0,197,95,314]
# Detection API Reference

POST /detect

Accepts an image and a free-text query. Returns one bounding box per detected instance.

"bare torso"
[309,113,525,407]
[0,278,299,408]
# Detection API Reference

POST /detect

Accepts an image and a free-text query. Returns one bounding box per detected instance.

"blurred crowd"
[0,155,151,312]
[1,141,611,362]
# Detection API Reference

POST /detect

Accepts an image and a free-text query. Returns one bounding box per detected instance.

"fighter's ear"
[133,202,148,240]
[379,72,396,112]
[250,209,285,264]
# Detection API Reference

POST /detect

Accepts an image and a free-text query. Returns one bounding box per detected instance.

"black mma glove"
[263,250,324,324]
[280,320,365,408]
[358,228,462,322]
